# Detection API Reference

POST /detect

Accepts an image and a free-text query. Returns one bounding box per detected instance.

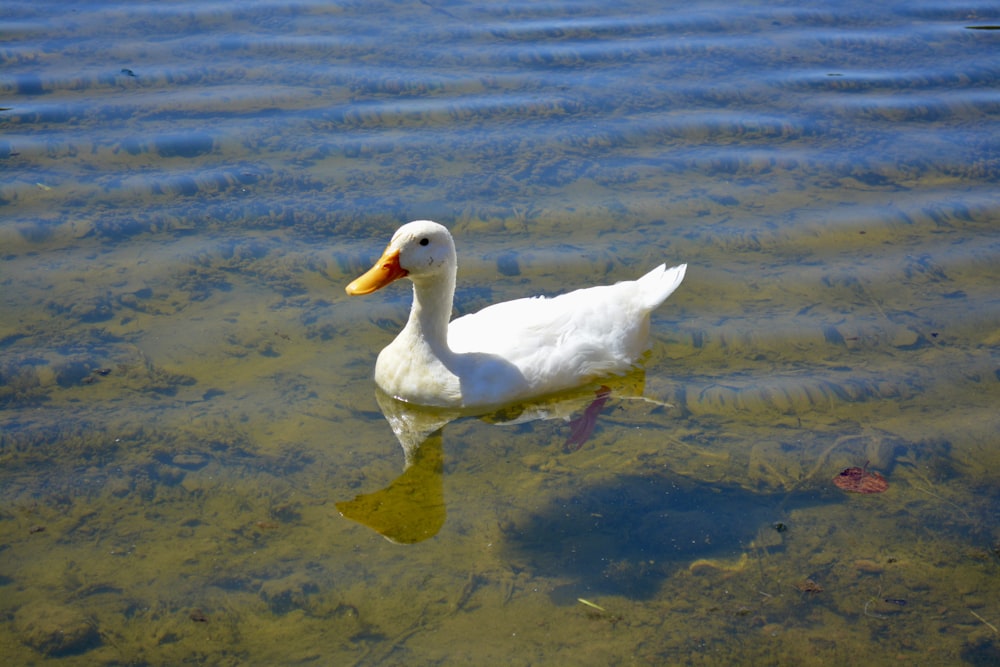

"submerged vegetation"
[2,0,999,664]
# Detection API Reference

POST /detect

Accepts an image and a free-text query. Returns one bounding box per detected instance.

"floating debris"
[853,559,884,574]
[833,461,888,494]
[794,578,824,594]
[688,552,750,575]
[577,598,606,612]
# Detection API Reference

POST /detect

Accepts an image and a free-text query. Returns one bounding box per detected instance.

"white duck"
[346,220,686,409]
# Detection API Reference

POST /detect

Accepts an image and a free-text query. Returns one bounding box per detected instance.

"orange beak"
[345,247,408,295]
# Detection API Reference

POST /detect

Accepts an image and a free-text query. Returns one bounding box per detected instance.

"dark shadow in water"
[502,472,810,602]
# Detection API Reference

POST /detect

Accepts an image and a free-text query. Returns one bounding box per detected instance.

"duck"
[345,220,686,409]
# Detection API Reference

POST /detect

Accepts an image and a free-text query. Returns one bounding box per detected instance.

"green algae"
[2,0,1000,665]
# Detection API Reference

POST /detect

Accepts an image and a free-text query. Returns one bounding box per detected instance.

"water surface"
[2,0,999,665]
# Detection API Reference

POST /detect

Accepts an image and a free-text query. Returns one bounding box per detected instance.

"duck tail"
[637,263,687,310]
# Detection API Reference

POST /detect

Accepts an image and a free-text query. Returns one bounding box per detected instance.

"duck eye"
[419,238,429,246]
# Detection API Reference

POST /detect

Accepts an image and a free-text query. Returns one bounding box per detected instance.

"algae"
[2,0,999,664]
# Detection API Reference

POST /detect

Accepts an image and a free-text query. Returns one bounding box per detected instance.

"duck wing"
[448,264,686,393]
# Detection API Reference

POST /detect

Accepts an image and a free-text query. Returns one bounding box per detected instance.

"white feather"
[348,221,686,409]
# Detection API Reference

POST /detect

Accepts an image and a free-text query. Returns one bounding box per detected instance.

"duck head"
[346,220,457,295]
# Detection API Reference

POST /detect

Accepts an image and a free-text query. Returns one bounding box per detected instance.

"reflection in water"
[336,431,447,545]
[338,373,650,542]
[339,377,816,605]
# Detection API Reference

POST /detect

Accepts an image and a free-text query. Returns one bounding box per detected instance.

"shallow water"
[2,0,999,665]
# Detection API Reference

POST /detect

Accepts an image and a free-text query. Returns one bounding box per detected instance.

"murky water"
[2,0,999,664]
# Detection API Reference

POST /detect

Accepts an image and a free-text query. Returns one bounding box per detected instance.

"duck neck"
[404,267,456,356]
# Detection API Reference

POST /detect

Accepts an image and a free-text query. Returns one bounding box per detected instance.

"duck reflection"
[335,425,447,544]
[336,371,650,543]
